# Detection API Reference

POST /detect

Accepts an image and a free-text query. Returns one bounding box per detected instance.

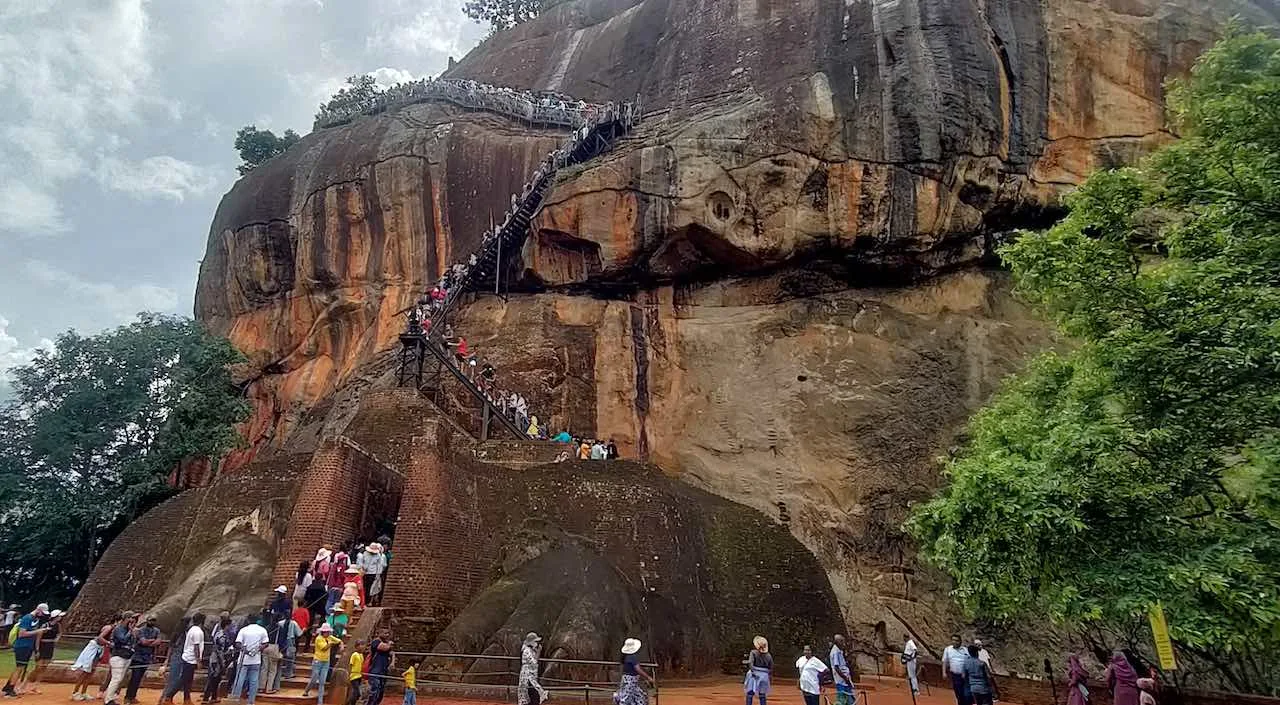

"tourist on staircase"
[301,623,342,704]
[273,610,303,689]
[292,601,312,653]
[518,633,548,705]
[269,585,292,625]
[617,639,653,705]
[340,569,362,614]
[366,630,395,705]
[293,561,313,606]
[526,415,540,439]
[229,615,270,704]
[356,543,387,607]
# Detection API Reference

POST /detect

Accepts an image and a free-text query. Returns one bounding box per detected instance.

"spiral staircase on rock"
[393,83,639,441]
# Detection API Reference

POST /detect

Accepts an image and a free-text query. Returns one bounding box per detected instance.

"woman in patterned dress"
[617,639,653,705]
[518,633,548,705]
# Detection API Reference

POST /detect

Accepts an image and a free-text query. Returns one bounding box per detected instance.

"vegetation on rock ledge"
[234,125,300,175]
[908,30,1280,694]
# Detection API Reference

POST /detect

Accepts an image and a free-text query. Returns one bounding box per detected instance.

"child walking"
[345,641,367,705]
[402,659,420,705]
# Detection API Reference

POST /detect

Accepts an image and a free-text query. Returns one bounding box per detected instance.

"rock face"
[191,0,1279,672]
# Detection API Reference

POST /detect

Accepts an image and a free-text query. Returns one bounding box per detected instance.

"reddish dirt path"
[8,678,957,705]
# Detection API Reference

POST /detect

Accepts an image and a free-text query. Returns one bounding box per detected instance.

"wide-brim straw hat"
[621,638,642,655]
[366,543,384,554]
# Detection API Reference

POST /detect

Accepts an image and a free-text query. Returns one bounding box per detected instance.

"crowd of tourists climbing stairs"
[394,79,639,443]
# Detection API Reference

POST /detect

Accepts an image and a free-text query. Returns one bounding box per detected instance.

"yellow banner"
[1148,603,1178,670]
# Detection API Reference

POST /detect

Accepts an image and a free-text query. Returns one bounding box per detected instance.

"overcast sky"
[0,0,485,390]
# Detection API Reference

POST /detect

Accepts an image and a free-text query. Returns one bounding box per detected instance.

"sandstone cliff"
[193,0,1278,671]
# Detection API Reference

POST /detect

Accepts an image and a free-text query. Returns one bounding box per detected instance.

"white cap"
[275,585,288,593]
[35,603,49,614]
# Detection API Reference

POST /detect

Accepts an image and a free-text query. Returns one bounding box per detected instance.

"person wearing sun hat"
[616,638,654,705]
[517,632,548,705]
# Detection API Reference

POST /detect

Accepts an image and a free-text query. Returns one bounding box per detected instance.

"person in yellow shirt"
[345,640,367,705]
[403,658,421,705]
[302,623,343,704]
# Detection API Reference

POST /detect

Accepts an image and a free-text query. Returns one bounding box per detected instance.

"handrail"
[412,334,527,439]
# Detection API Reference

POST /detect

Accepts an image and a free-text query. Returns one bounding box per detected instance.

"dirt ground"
[0,678,957,705]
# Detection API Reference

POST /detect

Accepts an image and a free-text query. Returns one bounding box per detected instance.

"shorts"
[13,645,34,667]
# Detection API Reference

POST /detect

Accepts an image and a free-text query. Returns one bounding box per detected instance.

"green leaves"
[907,30,1280,694]
[461,0,554,32]
[234,125,301,176]
[0,314,249,605]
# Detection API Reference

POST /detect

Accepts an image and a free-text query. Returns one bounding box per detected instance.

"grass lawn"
[0,646,84,680]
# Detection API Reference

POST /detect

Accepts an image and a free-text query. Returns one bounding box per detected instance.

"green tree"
[0,314,249,605]
[234,125,301,176]
[462,0,557,32]
[907,29,1280,694]
[313,74,383,125]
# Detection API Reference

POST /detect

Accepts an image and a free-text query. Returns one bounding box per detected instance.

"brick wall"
[271,437,404,588]
[67,452,309,632]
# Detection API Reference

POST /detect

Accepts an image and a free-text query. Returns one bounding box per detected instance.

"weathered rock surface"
[189,0,1280,673]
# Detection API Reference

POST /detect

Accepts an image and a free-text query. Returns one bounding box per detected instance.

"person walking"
[2,602,50,697]
[229,616,269,704]
[617,639,653,705]
[366,630,395,705]
[202,614,234,703]
[301,623,342,704]
[163,617,191,705]
[744,636,772,705]
[963,645,997,705]
[942,634,970,705]
[125,615,162,705]
[357,543,387,607]
[344,641,367,705]
[901,634,920,697]
[402,658,421,705]
[795,645,827,705]
[274,611,302,686]
[828,635,853,705]
[70,621,111,701]
[1105,651,1141,705]
[293,561,313,605]
[161,613,205,705]
[25,609,63,693]
[104,611,138,705]
[517,632,547,705]
[1066,654,1090,705]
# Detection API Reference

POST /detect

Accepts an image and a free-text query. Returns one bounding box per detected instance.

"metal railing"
[329,651,660,705]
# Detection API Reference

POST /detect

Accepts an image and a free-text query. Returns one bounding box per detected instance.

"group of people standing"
[733,634,856,705]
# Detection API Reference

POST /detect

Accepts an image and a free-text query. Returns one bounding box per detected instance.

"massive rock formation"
[190,0,1279,673]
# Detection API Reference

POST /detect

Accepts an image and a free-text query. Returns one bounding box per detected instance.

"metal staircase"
[396,91,638,439]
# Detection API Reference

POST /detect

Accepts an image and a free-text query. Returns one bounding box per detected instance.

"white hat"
[319,623,333,633]
[366,543,384,554]
[35,603,49,615]
[523,632,542,646]
[48,610,65,619]
[621,638,642,655]
[275,585,288,593]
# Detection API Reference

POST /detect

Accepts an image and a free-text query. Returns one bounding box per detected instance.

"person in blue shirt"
[3,603,50,697]
[828,635,853,705]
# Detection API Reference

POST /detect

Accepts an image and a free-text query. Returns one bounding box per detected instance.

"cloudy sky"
[0,0,485,388]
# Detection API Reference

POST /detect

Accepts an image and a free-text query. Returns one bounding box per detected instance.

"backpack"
[7,623,17,644]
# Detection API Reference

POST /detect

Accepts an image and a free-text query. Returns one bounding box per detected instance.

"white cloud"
[368,1,470,58]
[0,182,69,235]
[369,66,432,88]
[97,155,218,202]
[24,261,179,323]
[0,315,54,389]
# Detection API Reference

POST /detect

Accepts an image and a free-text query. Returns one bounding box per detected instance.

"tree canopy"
[234,125,301,176]
[907,29,1280,694]
[0,314,249,606]
[461,0,566,32]
[313,74,383,125]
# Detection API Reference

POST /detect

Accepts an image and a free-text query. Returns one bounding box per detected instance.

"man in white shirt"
[941,634,970,705]
[902,634,920,696]
[166,612,205,705]
[795,645,828,705]
[230,619,270,705]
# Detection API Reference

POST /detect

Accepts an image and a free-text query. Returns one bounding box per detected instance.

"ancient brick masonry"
[271,437,404,589]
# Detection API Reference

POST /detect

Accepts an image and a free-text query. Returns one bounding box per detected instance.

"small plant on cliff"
[234,125,301,176]
[461,0,564,32]
[907,29,1280,695]
[0,314,249,605]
